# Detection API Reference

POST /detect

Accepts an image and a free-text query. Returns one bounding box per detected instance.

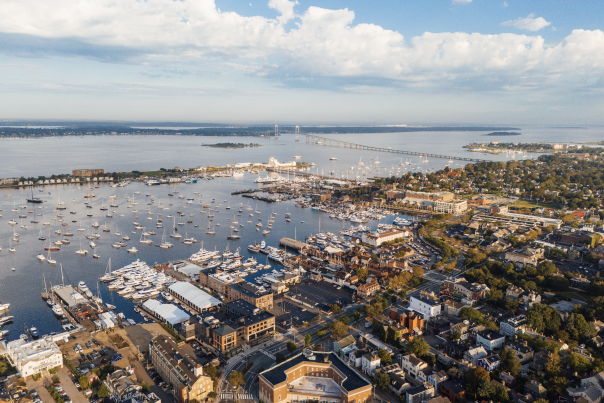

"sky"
[0,0,603,125]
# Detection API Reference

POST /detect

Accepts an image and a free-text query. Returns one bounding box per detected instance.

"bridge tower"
[295,126,300,142]
[274,125,279,138]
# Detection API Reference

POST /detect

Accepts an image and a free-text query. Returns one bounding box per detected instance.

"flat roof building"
[3,337,63,378]
[168,282,222,313]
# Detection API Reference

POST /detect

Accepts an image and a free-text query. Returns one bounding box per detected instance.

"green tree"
[208,392,218,399]
[304,334,312,346]
[406,337,429,357]
[330,322,349,339]
[377,349,392,364]
[500,347,522,377]
[331,304,341,313]
[546,377,568,400]
[317,330,326,337]
[287,342,297,353]
[375,372,390,389]
[477,380,495,399]
[459,307,484,323]
[340,317,350,326]
[467,367,490,397]
[97,384,109,399]
[545,351,561,377]
[276,353,286,363]
[565,353,593,373]
[353,311,361,322]
[354,267,369,282]
[79,375,89,390]
[229,371,245,390]
[140,381,150,393]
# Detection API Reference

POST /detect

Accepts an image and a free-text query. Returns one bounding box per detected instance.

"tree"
[229,371,245,390]
[545,350,561,377]
[208,392,218,399]
[331,304,341,313]
[500,347,522,377]
[355,267,369,282]
[467,367,490,396]
[406,337,429,357]
[450,331,461,341]
[205,365,218,379]
[527,303,562,335]
[79,375,89,390]
[565,353,593,373]
[317,330,326,337]
[330,322,349,339]
[375,372,390,389]
[353,311,361,322]
[546,377,568,400]
[340,317,350,326]
[377,349,392,364]
[276,353,286,363]
[97,384,109,399]
[398,290,407,299]
[304,334,312,346]
[140,381,150,393]
[477,379,495,399]
[287,342,297,353]
[459,307,484,323]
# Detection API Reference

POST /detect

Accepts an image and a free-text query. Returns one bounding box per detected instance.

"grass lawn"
[511,200,560,210]
[556,291,589,302]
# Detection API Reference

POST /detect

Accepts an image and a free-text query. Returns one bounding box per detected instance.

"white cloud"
[0,0,601,92]
[502,1,509,8]
[268,0,298,24]
[501,13,552,31]
[452,0,472,4]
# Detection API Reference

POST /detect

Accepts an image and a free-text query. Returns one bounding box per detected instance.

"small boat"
[92,254,100,259]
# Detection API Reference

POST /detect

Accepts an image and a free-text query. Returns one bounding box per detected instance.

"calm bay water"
[0,126,603,340]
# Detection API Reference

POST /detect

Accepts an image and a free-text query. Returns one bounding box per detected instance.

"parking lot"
[286,280,355,307]
[273,300,317,328]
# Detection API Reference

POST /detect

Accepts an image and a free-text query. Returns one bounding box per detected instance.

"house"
[581,370,604,389]
[405,384,434,403]
[427,371,449,390]
[477,354,501,372]
[572,277,592,290]
[520,291,542,310]
[440,380,467,403]
[443,300,467,316]
[525,380,547,399]
[356,280,381,298]
[361,353,381,376]
[105,369,142,402]
[334,335,357,356]
[442,340,470,360]
[388,373,412,397]
[464,346,488,365]
[500,315,527,338]
[348,349,367,368]
[506,285,524,300]
[500,372,516,387]
[476,329,506,351]
[400,354,429,379]
[567,386,604,403]
[409,294,442,319]
[505,340,534,363]
[589,336,604,348]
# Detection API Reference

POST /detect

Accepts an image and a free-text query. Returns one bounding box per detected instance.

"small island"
[484,131,521,136]
[202,142,262,149]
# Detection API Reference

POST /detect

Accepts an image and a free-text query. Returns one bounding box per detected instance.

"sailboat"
[159,230,173,249]
[76,238,88,255]
[99,259,115,282]
[170,217,181,239]
[206,224,215,235]
[227,227,240,240]
[140,229,153,245]
[8,239,16,253]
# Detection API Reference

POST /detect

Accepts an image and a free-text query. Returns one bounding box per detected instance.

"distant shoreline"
[202,143,262,149]
[484,131,521,136]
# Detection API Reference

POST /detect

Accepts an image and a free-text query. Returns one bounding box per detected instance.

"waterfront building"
[3,337,63,378]
[167,282,222,313]
[149,336,213,403]
[361,229,408,247]
[259,350,372,403]
[226,281,273,310]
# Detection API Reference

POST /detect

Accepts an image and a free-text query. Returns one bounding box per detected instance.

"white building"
[266,157,296,168]
[400,354,428,379]
[361,353,381,376]
[4,337,63,377]
[434,200,468,215]
[408,295,442,319]
[361,229,408,247]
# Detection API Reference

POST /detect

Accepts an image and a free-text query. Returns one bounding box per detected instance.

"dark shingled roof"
[260,351,370,392]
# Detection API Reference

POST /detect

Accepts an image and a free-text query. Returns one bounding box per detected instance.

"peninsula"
[202,142,262,149]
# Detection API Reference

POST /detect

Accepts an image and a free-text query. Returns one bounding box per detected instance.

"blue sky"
[0,0,602,124]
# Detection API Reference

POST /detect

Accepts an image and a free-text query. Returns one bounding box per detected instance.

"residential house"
[333,335,357,356]
[505,340,534,364]
[409,294,442,319]
[440,380,467,403]
[405,384,434,403]
[477,354,501,372]
[388,373,412,397]
[506,285,524,300]
[500,372,516,387]
[105,369,142,402]
[348,349,367,368]
[464,346,488,365]
[361,353,381,376]
[427,371,448,390]
[442,340,470,360]
[525,381,547,399]
[476,329,506,351]
[400,354,429,379]
[566,386,604,403]
[500,315,527,338]
[357,280,381,298]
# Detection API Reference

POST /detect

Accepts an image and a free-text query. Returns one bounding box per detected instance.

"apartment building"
[227,282,273,310]
[149,337,214,403]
